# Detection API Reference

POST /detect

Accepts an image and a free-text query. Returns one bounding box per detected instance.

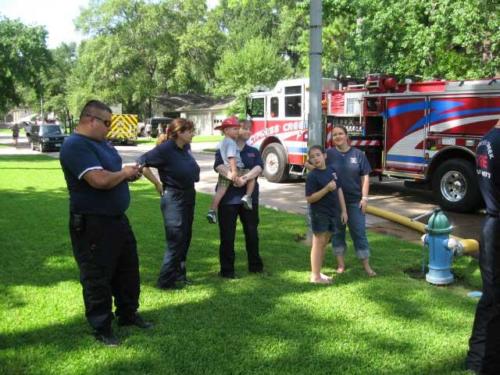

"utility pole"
[308,0,323,148]
[40,96,44,122]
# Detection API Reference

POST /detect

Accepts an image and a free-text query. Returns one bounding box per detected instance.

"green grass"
[137,134,223,145]
[0,155,481,374]
[0,128,14,135]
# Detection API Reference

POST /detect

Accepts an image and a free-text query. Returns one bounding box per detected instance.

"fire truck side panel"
[427,96,500,138]
[385,97,428,176]
[248,118,308,165]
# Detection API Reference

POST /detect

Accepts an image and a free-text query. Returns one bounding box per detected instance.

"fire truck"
[106,114,138,145]
[246,75,500,213]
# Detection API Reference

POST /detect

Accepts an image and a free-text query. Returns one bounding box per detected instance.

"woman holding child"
[213,118,264,278]
[138,118,200,289]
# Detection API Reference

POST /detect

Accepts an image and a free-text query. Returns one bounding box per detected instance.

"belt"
[487,212,500,218]
[163,186,194,192]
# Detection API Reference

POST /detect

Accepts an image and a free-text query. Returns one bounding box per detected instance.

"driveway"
[1,134,484,243]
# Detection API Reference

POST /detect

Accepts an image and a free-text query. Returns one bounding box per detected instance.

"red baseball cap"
[215,116,241,130]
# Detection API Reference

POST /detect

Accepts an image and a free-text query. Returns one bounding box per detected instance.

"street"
[1,134,484,242]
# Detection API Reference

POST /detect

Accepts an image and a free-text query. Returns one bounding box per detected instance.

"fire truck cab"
[247,75,500,213]
[246,78,339,182]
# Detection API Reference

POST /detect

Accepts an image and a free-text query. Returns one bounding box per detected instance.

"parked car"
[146,117,173,138]
[30,124,66,152]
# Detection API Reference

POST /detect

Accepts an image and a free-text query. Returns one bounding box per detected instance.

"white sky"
[0,0,220,49]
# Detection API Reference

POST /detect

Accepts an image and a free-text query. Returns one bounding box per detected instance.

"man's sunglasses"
[84,113,112,128]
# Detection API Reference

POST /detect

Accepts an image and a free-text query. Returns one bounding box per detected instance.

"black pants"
[69,214,140,333]
[466,216,500,374]
[218,203,263,276]
[158,188,195,287]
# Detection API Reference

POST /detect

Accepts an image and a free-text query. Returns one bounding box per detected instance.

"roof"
[155,94,235,112]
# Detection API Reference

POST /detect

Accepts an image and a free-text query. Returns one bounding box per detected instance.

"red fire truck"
[246,75,500,212]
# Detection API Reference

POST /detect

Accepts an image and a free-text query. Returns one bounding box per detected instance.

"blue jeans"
[332,202,370,259]
[158,187,195,287]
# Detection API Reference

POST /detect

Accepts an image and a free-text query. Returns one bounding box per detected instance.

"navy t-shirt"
[137,139,200,190]
[60,133,130,215]
[305,165,340,216]
[326,147,371,204]
[213,144,263,206]
[476,128,500,216]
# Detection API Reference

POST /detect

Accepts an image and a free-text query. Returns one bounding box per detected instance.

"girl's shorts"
[310,211,336,233]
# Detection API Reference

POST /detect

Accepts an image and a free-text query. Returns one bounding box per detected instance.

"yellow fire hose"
[366,205,479,255]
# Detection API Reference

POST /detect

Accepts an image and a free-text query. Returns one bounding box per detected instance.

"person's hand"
[359,197,368,214]
[233,176,246,187]
[227,171,234,181]
[123,165,141,181]
[341,210,348,225]
[326,179,337,192]
[155,181,164,196]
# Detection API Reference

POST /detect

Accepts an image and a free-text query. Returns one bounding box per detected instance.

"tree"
[214,37,292,113]
[70,0,227,117]
[0,17,51,112]
[316,0,499,80]
[70,0,180,117]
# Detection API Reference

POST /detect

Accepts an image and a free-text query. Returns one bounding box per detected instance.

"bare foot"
[336,267,345,274]
[310,274,333,284]
[366,269,377,277]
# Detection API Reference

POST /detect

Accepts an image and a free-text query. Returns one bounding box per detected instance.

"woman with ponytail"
[137,118,200,289]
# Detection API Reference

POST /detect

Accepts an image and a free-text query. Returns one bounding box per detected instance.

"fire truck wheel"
[262,143,289,183]
[432,158,482,213]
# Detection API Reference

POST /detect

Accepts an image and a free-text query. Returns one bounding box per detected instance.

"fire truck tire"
[432,159,481,213]
[262,143,289,183]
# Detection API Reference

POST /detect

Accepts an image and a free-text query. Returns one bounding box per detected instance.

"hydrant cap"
[425,210,452,234]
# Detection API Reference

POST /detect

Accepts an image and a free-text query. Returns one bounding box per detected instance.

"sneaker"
[117,313,153,329]
[94,329,120,347]
[241,195,252,210]
[207,209,217,224]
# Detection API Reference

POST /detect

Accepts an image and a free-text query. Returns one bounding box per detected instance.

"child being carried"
[207,116,255,224]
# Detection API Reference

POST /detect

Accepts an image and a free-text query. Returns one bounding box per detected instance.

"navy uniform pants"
[466,216,500,374]
[69,213,140,333]
[218,203,263,277]
[158,187,195,288]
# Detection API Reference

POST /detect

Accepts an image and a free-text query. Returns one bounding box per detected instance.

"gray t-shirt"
[219,137,244,168]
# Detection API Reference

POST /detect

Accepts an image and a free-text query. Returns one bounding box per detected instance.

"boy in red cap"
[207,116,255,223]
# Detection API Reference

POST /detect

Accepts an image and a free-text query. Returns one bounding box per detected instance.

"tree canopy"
[0,17,51,113]
[3,0,498,119]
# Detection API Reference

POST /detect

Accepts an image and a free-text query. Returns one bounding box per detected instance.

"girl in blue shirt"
[326,125,376,277]
[305,145,347,284]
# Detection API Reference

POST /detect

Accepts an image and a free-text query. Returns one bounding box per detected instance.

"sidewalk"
[0,135,40,155]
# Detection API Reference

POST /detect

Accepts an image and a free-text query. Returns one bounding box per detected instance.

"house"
[152,94,235,135]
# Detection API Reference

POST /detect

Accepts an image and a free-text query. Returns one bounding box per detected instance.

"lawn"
[0,155,481,374]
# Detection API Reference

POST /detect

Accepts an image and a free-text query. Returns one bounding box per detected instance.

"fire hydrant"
[421,209,463,285]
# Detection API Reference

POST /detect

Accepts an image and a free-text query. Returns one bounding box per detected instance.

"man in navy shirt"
[214,120,264,278]
[60,100,152,347]
[466,119,500,374]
